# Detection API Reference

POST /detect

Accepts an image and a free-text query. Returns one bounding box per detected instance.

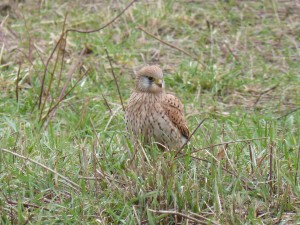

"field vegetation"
[0,0,300,224]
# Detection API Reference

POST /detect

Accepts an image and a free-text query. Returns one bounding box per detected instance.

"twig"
[257,153,268,169]
[102,94,113,115]
[5,204,33,225]
[277,106,300,120]
[39,44,61,121]
[248,143,254,174]
[254,84,278,107]
[39,14,69,120]
[105,48,125,112]
[41,68,89,127]
[57,14,68,90]
[190,155,211,164]
[224,42,240,63]
[190,154,254,191]
[147,208,218,225]
[191,153,237,176]
[41,48,87,126]
[66,0,137,34]
[2,192,29,208]
[16,63,21,103]
[5,198,45,210]
[138,26,201,64]
[38,34,65,109]
[175,117,208,156]
[0,148,80,191]
[175,137,268,160]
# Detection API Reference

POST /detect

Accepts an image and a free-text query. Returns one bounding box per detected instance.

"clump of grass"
[1,0,300,224]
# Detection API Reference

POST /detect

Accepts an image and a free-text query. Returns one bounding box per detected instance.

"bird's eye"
[148,77,154,81]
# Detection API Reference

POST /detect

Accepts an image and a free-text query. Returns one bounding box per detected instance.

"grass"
[0,0,300,224]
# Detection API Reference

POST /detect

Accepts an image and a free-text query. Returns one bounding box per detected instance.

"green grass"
[1,0,300,224]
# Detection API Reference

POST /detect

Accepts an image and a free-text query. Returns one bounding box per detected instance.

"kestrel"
[125,65,189,150]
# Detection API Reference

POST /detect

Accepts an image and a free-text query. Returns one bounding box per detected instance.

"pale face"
[137,75,164,93]
[135,65,165,93]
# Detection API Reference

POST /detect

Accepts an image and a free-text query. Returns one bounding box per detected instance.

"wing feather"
[161,94,189,138]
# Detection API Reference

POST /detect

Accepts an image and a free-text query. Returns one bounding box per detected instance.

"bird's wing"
[161,93,189,138]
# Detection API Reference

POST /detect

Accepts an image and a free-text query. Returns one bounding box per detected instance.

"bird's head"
[136,65,164,93]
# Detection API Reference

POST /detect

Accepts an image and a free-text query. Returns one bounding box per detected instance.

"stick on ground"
[138,26,206,69]
[175,137,268,159]
[0,148,81,191]
[105,48,125,112]
[175,117,208,157]
[66,0,137,34]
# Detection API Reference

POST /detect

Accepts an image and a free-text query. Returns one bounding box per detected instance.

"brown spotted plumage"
[125,65,189,150]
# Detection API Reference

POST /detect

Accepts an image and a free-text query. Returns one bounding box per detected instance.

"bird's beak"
[155,79,163,88]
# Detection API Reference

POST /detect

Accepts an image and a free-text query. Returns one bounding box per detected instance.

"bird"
[125,65,189,150]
